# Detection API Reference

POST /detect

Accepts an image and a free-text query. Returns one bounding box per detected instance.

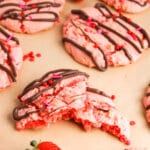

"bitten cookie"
[0,0,65,33]
[100,0,150,13]
[13,68,130,145]
[13,69,89,129]
[62,3,150,71]
[143,83,150,123]
[0,27,22,90]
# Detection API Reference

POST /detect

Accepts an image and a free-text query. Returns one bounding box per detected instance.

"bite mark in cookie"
[0,0,65,33]
[0,27,22,90]
[13,68,130,145]
[62,3,150,71]
[74,87,130,145]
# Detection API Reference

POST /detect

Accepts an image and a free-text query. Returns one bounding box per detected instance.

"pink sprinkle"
[84,28,89,32]
[136,27,142,31]
[6,34,14,42]
[28,15,32,20]
[126,34,132,40]
[52,73,62,79]
[97,28,102,34]
[19,3,27,9]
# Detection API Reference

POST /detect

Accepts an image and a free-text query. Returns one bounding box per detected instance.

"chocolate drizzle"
[127,0,148,7]
[0,27,19,82]
[13,69,89,121]
[0,28,19,44]
[0,1,61,23]
[13,105,40,121]
[19,69,89,103]
[87,87,110,112]
[87,87,110,98]
[63,3,150,71]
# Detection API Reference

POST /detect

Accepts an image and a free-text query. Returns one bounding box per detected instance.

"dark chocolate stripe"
[13,105,41,121]
[63,37,108,71]
[146,104,150,110]
[120,16,150,47]
[87,87,110,112]
[0,1,61,22]
[22,69,74,93]
[0,42,16,77]
[128,0,148,7]
[0,27,19,44]
[94,105,109,112]
[71,9,142,59]
[87,87,110,98]
[24,11,58,22]
[146,92,150,97]
[0,64,16,81]
[69,8,132,62]
[95,3,144,49]
[0,42,16,81]
[19,69,89,103]
[70,20,108,71]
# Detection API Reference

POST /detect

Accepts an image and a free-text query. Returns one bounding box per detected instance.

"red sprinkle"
[43,82,48,87]
[23,51,42,62]
[31,4,37,8]
[115,45,124,51]
[23,0,31,2]
[48,80,53,85]
[130,120,136,126]
[36,53,41,57]
[111,95,116,100]
[127,30,137,41]
[112,15,118,19]
[93,43,99,48]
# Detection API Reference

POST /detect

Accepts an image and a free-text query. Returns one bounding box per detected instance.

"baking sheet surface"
[0,1,150,149]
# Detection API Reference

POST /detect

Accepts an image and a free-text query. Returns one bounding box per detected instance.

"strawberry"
[37,141,61,150]
[26,140,61,150]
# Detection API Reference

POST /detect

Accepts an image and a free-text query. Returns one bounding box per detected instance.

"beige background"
[0,0,150,149]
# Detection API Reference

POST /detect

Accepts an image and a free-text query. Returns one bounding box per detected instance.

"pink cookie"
[74,87,130,145]
[13,69,130,145]
[62,3,150,71]
[0,27,22,90]
[0,0,65,33]
[143,83,150,123]
[100,0,150,13]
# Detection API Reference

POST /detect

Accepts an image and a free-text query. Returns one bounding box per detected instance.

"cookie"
[13,69,89,129]
[0,27,22,90]
[100,0,150,13]
[0,0,65,33]
[73,87,130,145]
[143,84,150,123]
[62,3,150,71]
[13,68,130,145]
